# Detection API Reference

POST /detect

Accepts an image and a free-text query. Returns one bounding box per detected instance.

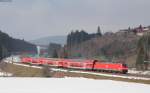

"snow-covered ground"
[3,55,21,63]
[12,62,42,69]
[128,69,150,75]
[0,72,12,77]
[0,77,149,93]
[70,70,150,80]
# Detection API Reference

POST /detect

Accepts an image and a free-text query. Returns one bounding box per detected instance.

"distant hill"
[0,30,37,59]
[30,36,67,46]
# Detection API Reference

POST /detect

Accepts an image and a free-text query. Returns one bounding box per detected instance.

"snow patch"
[128,70,150,75]
[12,63,42,69]
[70,70,150,80]
[3,55,21,63]
[0,72,12,77]
[51,68,68,72]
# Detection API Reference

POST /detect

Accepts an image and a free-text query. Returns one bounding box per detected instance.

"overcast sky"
[0,0,150,40]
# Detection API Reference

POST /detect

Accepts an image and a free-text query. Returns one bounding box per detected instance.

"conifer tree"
[97,26,102,36]
[52,49,58,58]
[136,33,150,70]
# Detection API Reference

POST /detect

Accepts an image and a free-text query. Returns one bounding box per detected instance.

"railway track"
[11,62,150,80]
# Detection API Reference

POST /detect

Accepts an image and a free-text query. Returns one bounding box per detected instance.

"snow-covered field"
[0,77,149,93]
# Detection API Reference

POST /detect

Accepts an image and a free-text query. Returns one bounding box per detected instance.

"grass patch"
[0,62,54,77]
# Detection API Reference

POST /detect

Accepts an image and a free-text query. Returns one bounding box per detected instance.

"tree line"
[136,32,150,70]
[67,26,102,47]
[0,30,37,60]
[47,26,102,58]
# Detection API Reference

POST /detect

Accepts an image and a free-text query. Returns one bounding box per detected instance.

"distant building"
[134,25,150,36]
[119,25,150,36]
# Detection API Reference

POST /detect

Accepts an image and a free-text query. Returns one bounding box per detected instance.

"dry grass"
[0,62,54,77]
[53,71,150,85]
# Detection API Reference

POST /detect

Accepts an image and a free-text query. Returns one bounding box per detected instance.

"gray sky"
[0,0,150,40]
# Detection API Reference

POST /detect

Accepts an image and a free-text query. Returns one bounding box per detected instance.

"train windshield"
[122,64,127,67]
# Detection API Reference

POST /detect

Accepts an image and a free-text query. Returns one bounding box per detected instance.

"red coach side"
[93,61,128,74]
[21,57,32,64]
[46,58,63,67]
[61,59,94,70]
[21,57,128,74]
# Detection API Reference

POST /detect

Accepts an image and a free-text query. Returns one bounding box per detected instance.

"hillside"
[66,31,138,56]
[64,30,140,67]
[30,35,67,46]
[0,30,37,59]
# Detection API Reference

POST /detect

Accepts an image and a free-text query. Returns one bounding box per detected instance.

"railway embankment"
[0,61,150,84]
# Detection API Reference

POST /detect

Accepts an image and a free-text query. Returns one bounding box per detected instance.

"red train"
[21,57,128,74]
